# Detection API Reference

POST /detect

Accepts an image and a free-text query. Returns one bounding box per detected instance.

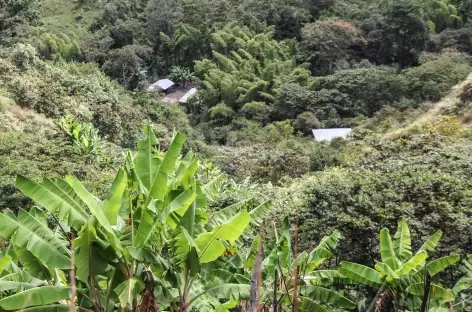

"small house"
[179,88,198,104]
[147,79,175,94]
[312,128,352,142]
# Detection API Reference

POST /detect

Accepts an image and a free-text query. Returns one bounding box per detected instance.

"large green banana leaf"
[18,305,73,312]
[207,199,252,228]
[195,210,250,263]
[406,283,454,301]
[301,285,356,308]
[149,132,187,201]
[393,218,412,259]
[103,168,127,225]
[16,176,87,229]
[0,209,71,269]
[380,228,399,271]
[203,283,250,300]
[135,124,160,191]
[396,251,427,275]
[418,230,443,253]
[73,222,108,282]
[114,277,145,309]
[338,261,383,288]
[426,255,460,276]
[0,286,71,310]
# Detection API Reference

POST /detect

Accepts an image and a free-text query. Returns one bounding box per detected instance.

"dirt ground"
[160,86,193,103]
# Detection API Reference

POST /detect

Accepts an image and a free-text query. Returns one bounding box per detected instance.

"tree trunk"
[273,269,278,312]
[419,271,431,312]
[291,220,300,312]
[250,235,264,312]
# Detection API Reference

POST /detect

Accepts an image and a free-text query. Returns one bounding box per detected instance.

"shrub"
[294,111,321,134]
[403,52,471,102]
[313,67,407,117]
[297,135,472,264]
[310,142,345,171]
[460,82,472,103]
[265,120,294,143]
[240,101,270,123]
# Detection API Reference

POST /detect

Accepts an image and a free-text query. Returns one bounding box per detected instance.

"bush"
[294,111,321,134]
[0,47,194,148]
[297,135,472,265]
[0,129,120,212]
[460,82,472,103]
[265,120,294,143]
[403,52,471,102]
[310,142,345,171]
[438,25,472,53]
[240,101,270,124]
[313,67,407,117]
[216,144,311,183]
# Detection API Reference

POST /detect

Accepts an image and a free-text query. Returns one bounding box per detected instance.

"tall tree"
[363,0,429,69]
[300,20,365,75]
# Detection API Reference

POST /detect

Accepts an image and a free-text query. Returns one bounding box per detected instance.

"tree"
[101,44,152,89]
[300,20,365,75]
[213,217,356,311]
[145,0,183,38]
[363,0,429,69]
[339,219,461,311]
[313,67,407,117]
[422,0,462,32]
[0,125,272,311]
[0,0,40,45]
[294,111,321,134]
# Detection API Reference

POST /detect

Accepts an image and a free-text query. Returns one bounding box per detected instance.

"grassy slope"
[381,72,472,139]
[39,0,100,38]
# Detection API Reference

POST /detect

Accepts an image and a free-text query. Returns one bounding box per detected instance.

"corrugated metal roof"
[179,88,198,103]
[147,79,175,91]
[312,128,352,141]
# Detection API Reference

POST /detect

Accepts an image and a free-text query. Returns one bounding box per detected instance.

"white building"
[312,128,352,141]
[147,79,175,93]
[179,88,198,104]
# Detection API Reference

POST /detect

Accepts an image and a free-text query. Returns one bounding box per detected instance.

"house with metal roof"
[179,88,198,104]
[312,128,352,141]
[147,79,175,93]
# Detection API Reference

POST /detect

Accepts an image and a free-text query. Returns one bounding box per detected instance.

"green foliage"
[300,20,365,75]
[297,136,472,267]
[194,23,311,112]
[362,0,429,68]
[403,52,471,102]
[294,111,321,134]
[338,219,461,311]
[0,0,40,45]
[0,45,196,147]
[0,126,270,311]
[422,0,463,33]
[56,115,103,157]
[313,67,407,117]
[168,65,195,87]
[240,101,270,124]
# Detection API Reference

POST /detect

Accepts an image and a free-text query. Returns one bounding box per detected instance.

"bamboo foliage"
[194,23,310,112]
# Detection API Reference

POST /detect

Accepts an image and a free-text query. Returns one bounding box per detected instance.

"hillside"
[0,0,472,311]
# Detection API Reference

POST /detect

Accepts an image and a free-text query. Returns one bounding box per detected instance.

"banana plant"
[211,217,355,312]
[338,219,460,312]
[0,125,272,312]
[450,255,472,311]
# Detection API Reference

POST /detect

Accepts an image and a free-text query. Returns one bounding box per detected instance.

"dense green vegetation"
[0,0,472,310]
